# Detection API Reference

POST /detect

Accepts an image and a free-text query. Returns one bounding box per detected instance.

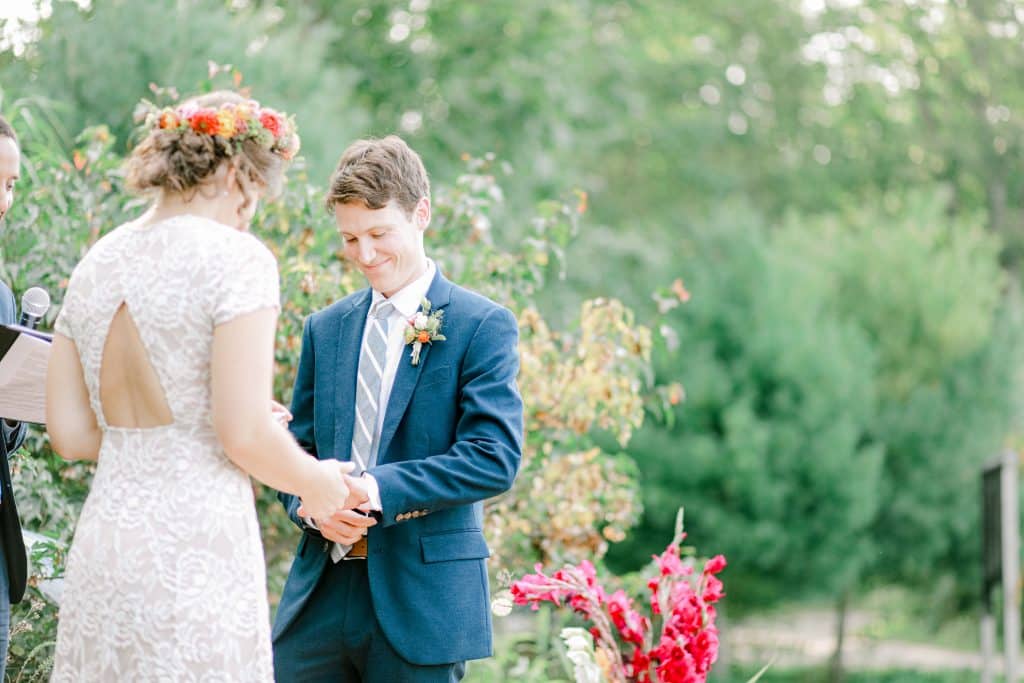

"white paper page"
[0,333,50,423]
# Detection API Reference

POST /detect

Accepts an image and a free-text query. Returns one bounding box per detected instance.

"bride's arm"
[211,308,353,520]
[46,334,101,461]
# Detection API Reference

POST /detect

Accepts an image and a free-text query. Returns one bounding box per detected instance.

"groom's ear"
[414,196,431,232]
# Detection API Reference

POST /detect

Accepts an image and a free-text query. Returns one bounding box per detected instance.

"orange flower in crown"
[141,97,300,161]
[157,110,180,130]
[188,109,222,136]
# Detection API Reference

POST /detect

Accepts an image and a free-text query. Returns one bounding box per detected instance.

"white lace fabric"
[49,215,280,682]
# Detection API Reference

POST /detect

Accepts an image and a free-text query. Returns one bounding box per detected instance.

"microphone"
[19,287,50,329]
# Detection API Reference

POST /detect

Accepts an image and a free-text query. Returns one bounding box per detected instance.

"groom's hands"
[341,472,371,510]
[297,473,377,544]
[320,474,376,544]
[311,508,378,545]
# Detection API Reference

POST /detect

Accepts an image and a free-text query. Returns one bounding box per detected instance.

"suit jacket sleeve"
[2,420,26,455]
[279,316,322,536]
[370,306,524,526]
[1,285,26,452]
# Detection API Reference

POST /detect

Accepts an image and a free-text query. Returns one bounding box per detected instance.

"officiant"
[0,113,32,681]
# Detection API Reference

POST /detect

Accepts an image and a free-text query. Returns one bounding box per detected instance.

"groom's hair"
[0,115,17,145]
[325,135,429,217]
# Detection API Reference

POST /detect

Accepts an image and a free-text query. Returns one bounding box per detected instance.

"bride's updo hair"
[124,90,299,199]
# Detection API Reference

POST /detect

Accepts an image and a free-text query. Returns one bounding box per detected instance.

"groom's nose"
[357,240,376,265]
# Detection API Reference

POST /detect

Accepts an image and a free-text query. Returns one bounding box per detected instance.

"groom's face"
[336,197,429,297]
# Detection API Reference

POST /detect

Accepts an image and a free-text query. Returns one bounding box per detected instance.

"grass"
[855,585,979,651]
[725,667,988,683]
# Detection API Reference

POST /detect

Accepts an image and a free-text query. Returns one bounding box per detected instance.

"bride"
[44,91,353,681]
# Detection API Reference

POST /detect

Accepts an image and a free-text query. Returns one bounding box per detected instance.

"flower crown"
[140,99,300,160]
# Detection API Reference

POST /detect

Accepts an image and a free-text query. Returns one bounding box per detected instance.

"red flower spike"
[508,523,725,682]
[703,555,727,575]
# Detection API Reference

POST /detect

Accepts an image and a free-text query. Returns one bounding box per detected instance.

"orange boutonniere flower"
[403,298,445,366]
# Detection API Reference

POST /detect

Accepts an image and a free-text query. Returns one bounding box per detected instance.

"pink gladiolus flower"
[508,520,726,682]
[702,575,725,604]
[703,555,727,575]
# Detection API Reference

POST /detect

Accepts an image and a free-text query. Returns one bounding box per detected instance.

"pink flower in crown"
[259,108,285,137]
[176,103,199,121]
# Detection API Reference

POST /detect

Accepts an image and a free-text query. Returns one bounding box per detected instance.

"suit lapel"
[377,271,453,463]
[333,290,372,462]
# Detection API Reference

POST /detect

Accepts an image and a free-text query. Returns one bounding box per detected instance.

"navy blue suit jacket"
[274,269,523,665]
[0,283,27,604]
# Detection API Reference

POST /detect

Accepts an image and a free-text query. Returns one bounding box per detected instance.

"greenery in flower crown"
[136,99,301,160]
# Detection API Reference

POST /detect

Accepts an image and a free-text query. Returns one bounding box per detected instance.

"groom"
[273,135,523,682]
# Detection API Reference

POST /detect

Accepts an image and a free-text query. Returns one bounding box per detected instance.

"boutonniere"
[404,297,446,366]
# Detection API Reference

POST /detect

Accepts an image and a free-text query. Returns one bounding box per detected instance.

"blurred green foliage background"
[3,0,1024,680]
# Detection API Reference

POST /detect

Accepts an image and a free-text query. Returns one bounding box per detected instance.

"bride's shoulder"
[74,220,136,262]
[161,215,274,260]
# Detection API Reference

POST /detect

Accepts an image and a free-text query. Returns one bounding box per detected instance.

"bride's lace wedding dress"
[50,215,279,681]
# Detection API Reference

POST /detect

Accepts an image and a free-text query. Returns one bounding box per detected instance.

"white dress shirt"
[310,260,436,519]
[363,258,437,470]
[329,262,434,518]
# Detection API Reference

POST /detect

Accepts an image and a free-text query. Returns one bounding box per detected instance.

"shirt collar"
[371,259,436,320]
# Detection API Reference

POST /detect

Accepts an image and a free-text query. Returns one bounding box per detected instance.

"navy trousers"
[273,559,465,683]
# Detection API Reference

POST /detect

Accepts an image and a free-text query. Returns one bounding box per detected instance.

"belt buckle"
[348,536,368,559]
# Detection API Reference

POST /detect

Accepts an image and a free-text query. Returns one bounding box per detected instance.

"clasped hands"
[272,399,379,545]
[297,476,377,545]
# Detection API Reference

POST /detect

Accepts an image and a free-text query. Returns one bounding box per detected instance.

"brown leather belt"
[347,536,368,559]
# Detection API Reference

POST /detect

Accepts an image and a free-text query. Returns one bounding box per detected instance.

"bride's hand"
[270,400,292,428]
[298,459,356,521]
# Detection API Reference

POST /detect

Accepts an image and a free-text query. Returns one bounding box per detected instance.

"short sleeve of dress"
[54,305,72,338]
[54,268,81,339]
[211,235,281,326]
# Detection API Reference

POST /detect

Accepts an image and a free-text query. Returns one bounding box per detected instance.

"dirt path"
[725,609,994,673]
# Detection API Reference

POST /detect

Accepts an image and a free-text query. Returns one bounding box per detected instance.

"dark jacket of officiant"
[0,282,28,604]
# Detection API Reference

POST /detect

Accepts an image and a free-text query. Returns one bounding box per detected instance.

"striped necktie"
[332,299,393,562]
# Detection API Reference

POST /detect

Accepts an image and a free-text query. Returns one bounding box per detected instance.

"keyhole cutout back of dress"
[99,303,174,428]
